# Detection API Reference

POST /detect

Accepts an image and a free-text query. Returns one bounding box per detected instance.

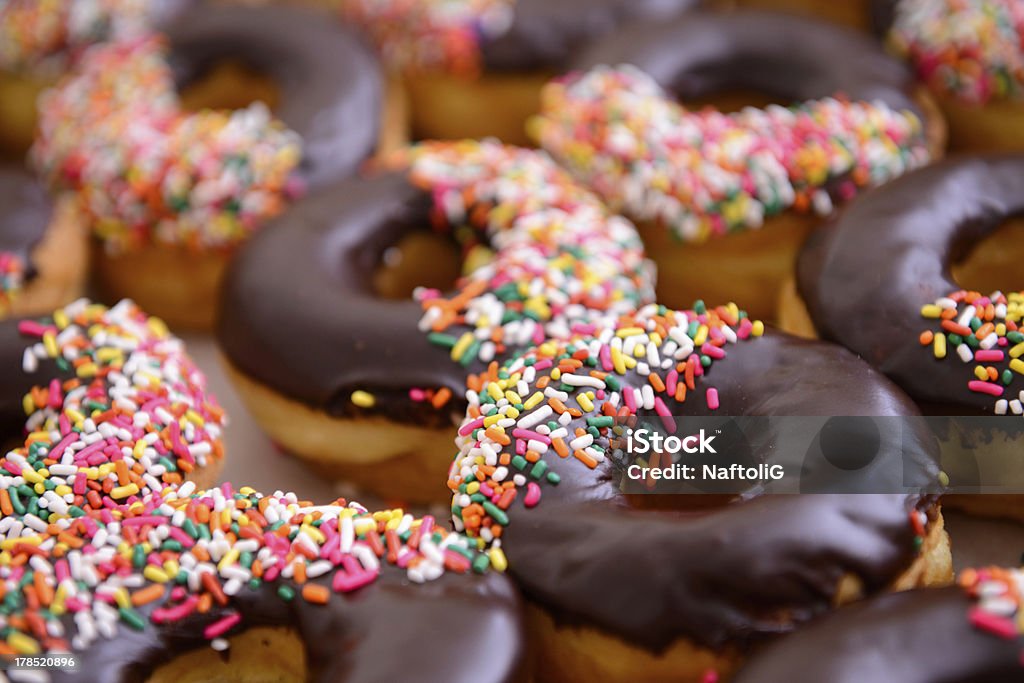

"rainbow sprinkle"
[0,301,488,671]
[890,0,1024,104]
[13,298,226,497]
[400,141,655,367]
[0,0,153,74]
[449,301,763,540]
[959,566,1024,643]
[919,289,1024,413]
[533,65,931,243]
[0,251,25,317]
[31,37,303,254]
[338,0,514,75]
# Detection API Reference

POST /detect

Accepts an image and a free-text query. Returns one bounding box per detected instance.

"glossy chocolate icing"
[572,10,924,119]
[733,587,1022,683]
[217,172,475,426]
[0,166,51,290]
[798,156,1024,413]
[53,566,524,683]
[497,332,941,652]
[164,3,382,190]
[481,0,704,72]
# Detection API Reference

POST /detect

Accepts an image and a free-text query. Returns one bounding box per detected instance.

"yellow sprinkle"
[920,304,942,318]
[53,309,69,330]
[616,327,644,338]
[524,392,544,410]
[218,549,240,572]
[751,321,765,337]
[611,346,626,375]
[76,362,99,378]
[974,366,989,380]
[505,406,520,419]
[42,331,58,358]
[465,481,480,495]
[487,383,503,401]
[1,536,41,551]
[142,566,170,583]
[1010,359,1024,375]
[1010,342,1024,359]
[693,325,709,346]
[505,391,522,404]
[163,559,179,577]
[483,414,502,428]
[113,587,131,609]
[301,525,325,544]
[239,486,256,495]
[933,334,947,359]
[111,483,140,500]
[451,332,474,362]
[7,632,40,655]
[488,547,508,573]
[21,394,33,416]
[21,468,44,484]
[577,393,594,412]
[147,317,169,338]
[351,390,375,409]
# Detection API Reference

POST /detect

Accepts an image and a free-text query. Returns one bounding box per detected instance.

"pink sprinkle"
[17,320,50,337]
[151,595,198,624]
[701,343,725,360]
[459,417,484,437]
[623,385,637,412]
[666,369,678,395]
[974,350,1004,362]
[654,397,677,433]
[203,612,242,640]
[969,607,1018,639]
[968,380,1004,397]
[524,482,542,508]
[333,569,379,593]
[706,388,720,411]
[512,428,549,443]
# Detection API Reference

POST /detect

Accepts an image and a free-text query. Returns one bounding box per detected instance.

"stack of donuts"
[1,0,1023,681]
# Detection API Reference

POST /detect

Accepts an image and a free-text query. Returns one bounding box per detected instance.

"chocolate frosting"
[572,9,924,119]
[0,166,51,290]
[733,587,1022,683]
[797,155,1024,413]
[481,0,704,72]
[52,566,524,683]
[164,3,382,190]
[497,332,941,652]
[217,172,476,425]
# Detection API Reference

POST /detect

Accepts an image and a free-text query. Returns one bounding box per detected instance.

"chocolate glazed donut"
[499,334,944,652]
[49,569,524,683]
[164,2,382,190]
[571,9,926,119]
[798,156,1024,414]
[218,172,469,426]
[796,156,1024,519]
[732,587,1021,683]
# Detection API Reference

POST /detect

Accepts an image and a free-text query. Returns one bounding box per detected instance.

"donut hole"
[147,626,305,682]
[178,60,281,115]
[668,56,813,113]
[373,231,465,300]
[950,216,1024,296]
